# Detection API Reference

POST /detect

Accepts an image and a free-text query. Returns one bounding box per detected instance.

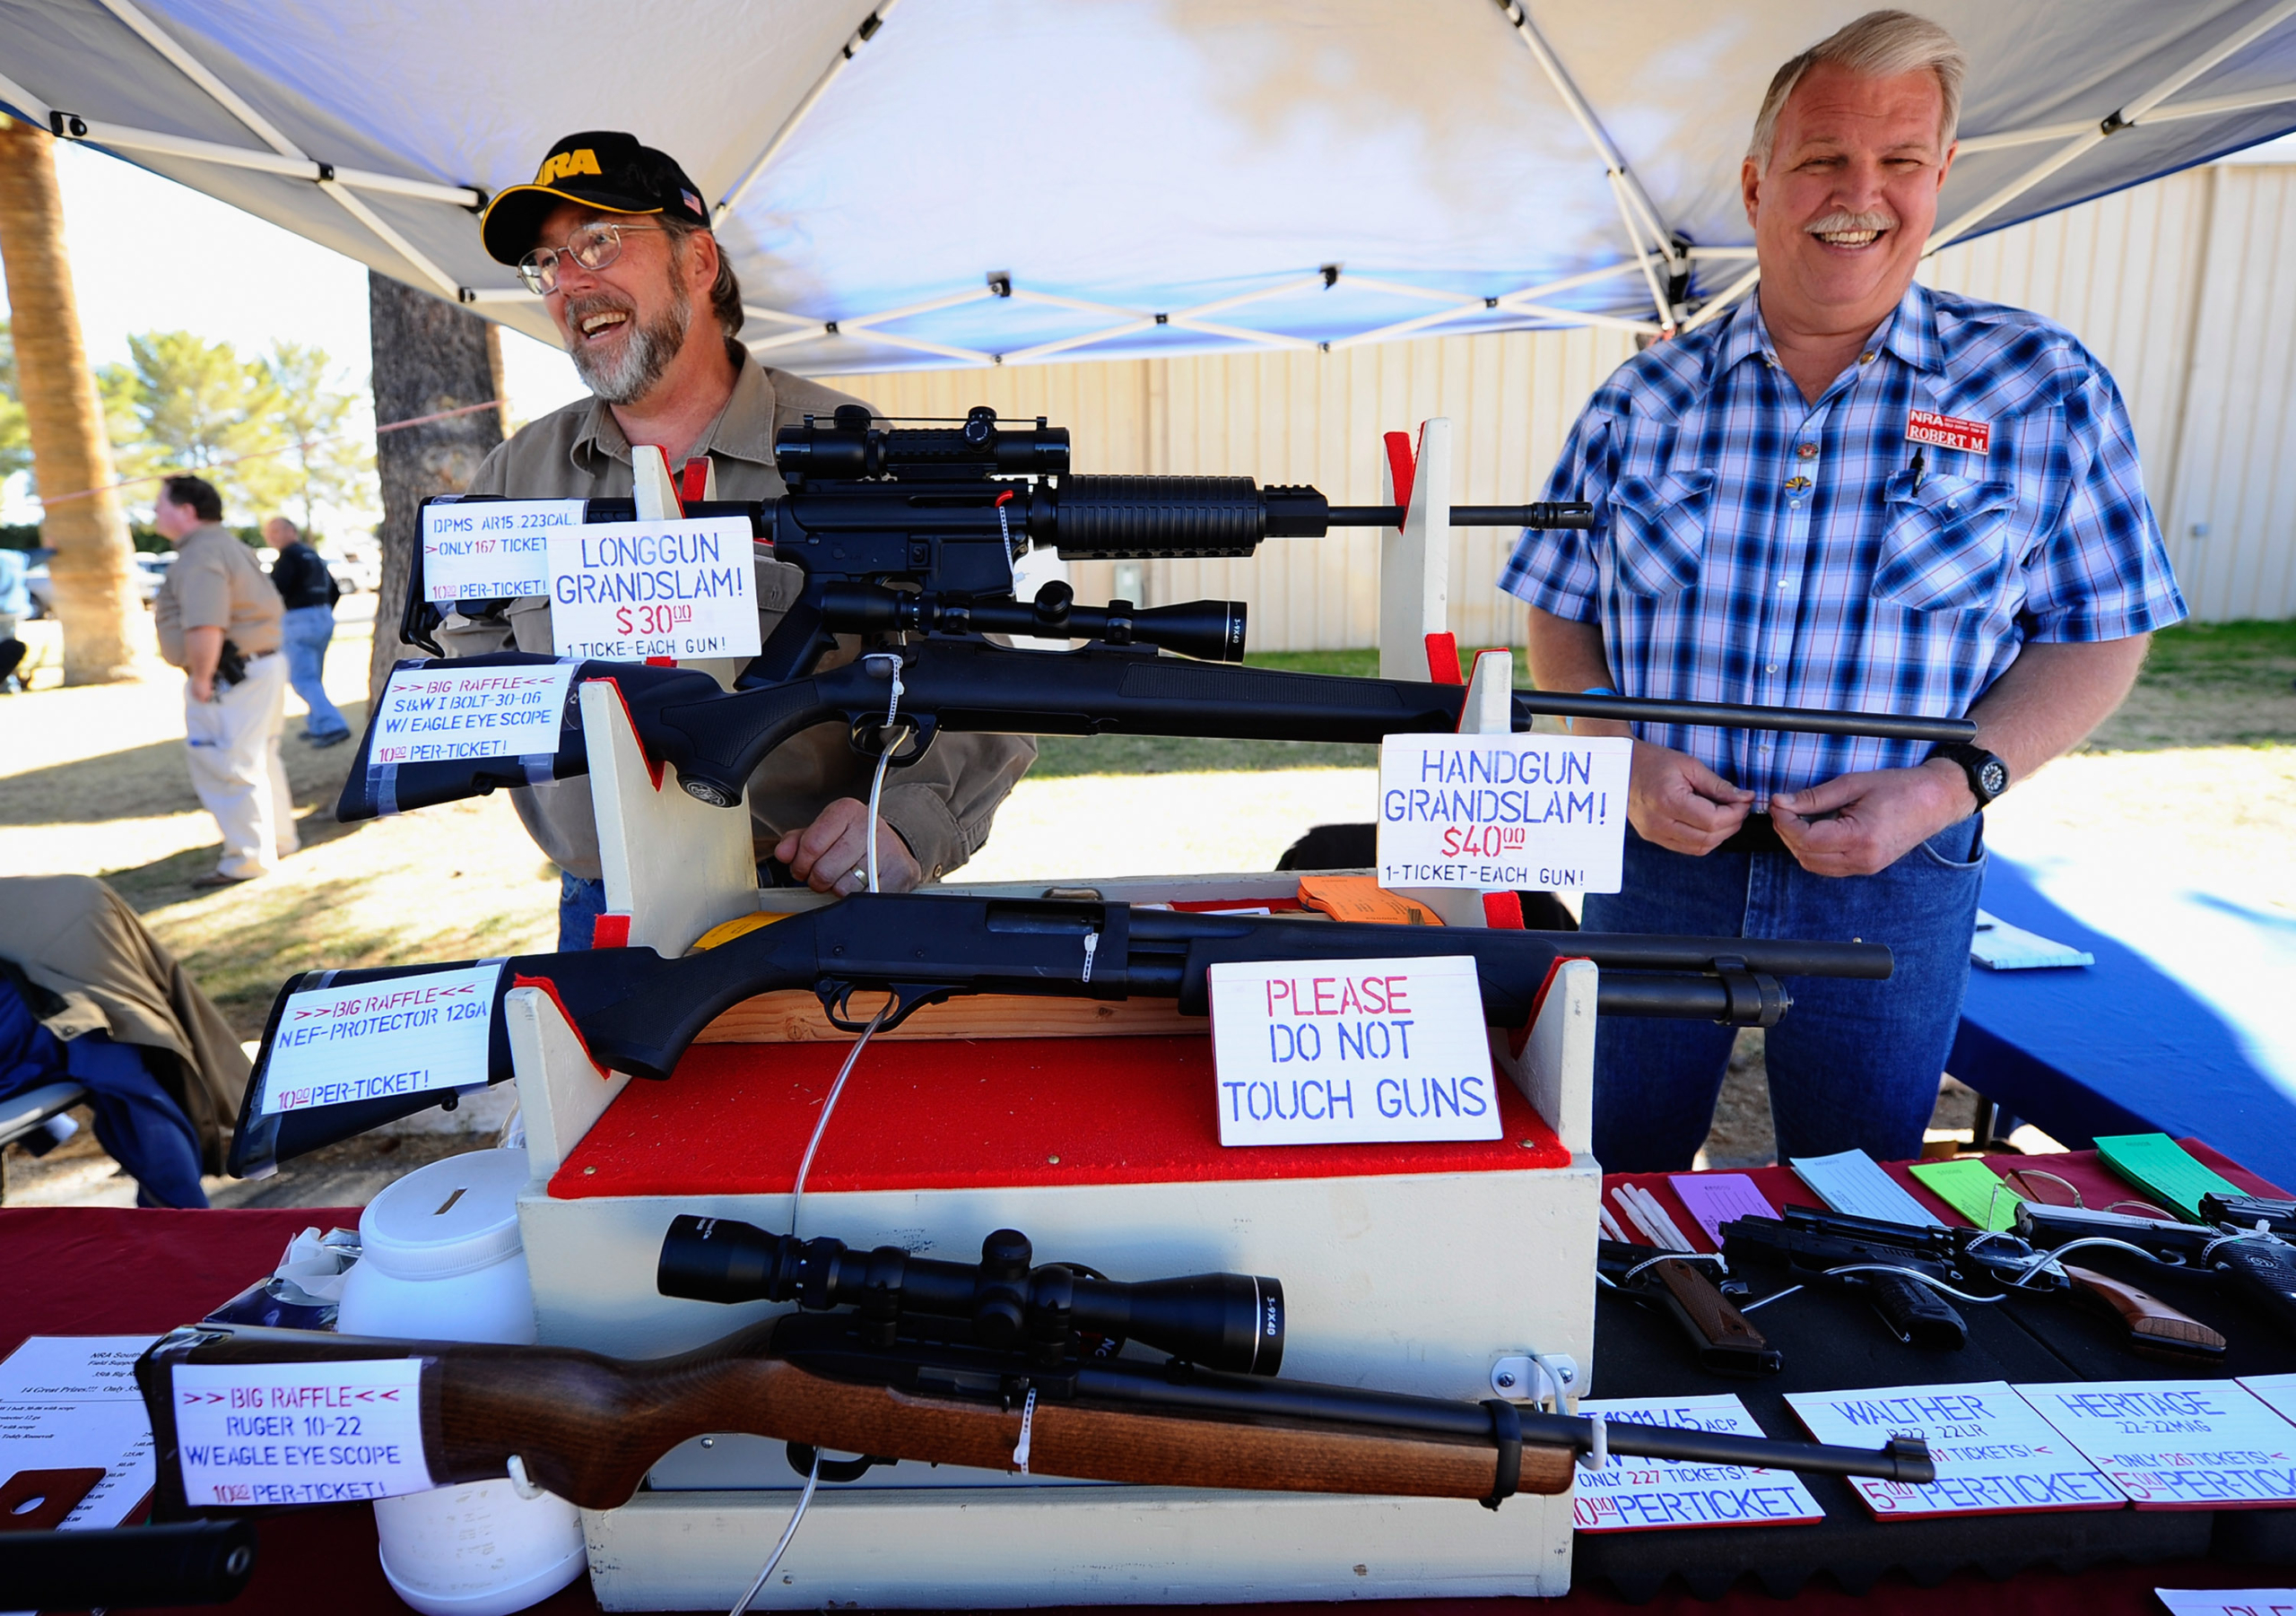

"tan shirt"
[437,349,1035,883]
[152,524,283,665]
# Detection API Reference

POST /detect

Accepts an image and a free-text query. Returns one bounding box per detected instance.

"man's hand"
[1629,741,1755,855]
[1770,760,1972,877]
[188,671,215,703]
[774,797,922,894]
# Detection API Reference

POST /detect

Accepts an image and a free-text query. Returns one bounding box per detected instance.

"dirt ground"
[3,611,2289,1208]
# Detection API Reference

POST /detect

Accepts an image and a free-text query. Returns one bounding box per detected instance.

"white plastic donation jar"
[337,1147,587,1616]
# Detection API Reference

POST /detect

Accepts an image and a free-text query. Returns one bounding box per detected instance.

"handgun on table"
[1596,1239,1780,1376]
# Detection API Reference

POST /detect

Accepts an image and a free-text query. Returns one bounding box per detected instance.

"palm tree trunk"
[368,272,505,703]
[0,120,141,683]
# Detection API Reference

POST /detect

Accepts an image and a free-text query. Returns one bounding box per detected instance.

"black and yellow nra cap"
[480,131,709,265]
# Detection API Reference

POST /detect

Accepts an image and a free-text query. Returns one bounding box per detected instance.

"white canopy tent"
[4,0,2296,374]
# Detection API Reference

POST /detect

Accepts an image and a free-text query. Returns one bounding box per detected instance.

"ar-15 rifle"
[2017,1199,2296,1341]
[136,1217,1933,1520]
[228,891,1890,1175]
[1724,1205,2228,1362]
[360,406,1974,821]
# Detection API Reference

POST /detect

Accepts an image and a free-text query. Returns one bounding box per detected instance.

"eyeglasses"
[516,220,665,295]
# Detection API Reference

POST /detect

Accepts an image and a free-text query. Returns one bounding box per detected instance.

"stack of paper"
[2092,1134,2247,1221]
[1666,1174,1779,1247]
[0,1334,160,1530]
[1785,1381,2125,1519]
[1787,1149,1944,1227]
[1908,1157,2023,1231]
[1970,910,2094,970]
[1572,1394,1823,1532]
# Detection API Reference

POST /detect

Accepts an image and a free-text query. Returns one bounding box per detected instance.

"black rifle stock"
[228,892,1892,1174]
[340,643,1974,821]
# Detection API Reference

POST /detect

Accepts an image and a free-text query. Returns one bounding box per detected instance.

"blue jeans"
[1582,817,1986,1172]
[280,604,349,740]
[559,872,609,951]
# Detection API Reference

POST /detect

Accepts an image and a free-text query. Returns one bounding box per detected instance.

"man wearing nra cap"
[1500,13,2185,1171]
[446,132,1033,948]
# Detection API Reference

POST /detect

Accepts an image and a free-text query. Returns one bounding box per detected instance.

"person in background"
[151,475,300,888]
[0,544,26,691]
[1501,10,2180,1171]
[264,515,351,747]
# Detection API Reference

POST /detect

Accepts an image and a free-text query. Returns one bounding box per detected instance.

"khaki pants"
[184,653,299,879]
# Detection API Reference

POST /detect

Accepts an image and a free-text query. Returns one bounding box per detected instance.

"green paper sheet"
[1908,1158,2023,1230]
[2092,1133,2244,1221]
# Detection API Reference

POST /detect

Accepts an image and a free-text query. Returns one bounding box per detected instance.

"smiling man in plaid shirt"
[1501,11,2185,1172]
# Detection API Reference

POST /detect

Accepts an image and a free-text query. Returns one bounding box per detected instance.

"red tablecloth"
[1,1186,2280,1615]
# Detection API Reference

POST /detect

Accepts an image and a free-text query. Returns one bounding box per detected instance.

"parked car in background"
[23,552,175,615]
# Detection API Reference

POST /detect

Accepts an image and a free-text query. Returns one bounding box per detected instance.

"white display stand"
[509,421,1607,1608]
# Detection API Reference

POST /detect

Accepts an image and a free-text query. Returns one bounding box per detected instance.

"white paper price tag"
[172,1359,432,1506]
[1377,734,1631,892]
[370,664,575,766]
[1787,1380,2125,1519]
[1573,1394,1824,1532]
[547,516,759,659]
[260,963,501,1116]
[422,500,580,602]
[1208,955,1500,1146]
[2020,1379,2296,1507]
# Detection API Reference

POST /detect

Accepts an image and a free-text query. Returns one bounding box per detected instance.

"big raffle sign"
[258,964,503,1116]
[1377,733,1631,892]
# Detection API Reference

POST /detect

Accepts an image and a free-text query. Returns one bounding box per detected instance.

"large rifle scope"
[821,580,1248,663]
[658,1216,1284,1376]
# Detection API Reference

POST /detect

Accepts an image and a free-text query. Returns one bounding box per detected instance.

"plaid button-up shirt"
[1499,282,2185,804]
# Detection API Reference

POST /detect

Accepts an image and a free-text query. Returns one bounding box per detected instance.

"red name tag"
[1906,409,1990,455]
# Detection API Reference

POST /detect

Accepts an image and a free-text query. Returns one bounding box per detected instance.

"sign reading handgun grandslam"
[547,516,760,661]
[1377,734,1631,892]
[258,964,503,1116]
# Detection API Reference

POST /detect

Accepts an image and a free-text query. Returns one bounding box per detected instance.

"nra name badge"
[1906,408,1990,456]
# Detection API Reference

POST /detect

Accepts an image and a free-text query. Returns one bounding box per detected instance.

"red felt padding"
[552,1033,1570,1200]
[1424,631,1465,685]
[1381,429,1414,525]
[589,913,631,950]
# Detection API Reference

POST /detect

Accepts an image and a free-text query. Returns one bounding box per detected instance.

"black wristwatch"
[1930,742,2010,808]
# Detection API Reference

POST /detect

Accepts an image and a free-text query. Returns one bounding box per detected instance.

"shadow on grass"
[0,699,371,826]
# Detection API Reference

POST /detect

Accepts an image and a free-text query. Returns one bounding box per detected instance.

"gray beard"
[569,288,692,404]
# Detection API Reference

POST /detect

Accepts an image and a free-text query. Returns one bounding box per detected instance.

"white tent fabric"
[4,0,2296,373]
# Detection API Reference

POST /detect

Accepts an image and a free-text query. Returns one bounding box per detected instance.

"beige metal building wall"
[834,162,2296,647]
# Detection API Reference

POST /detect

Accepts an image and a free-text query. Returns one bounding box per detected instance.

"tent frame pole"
[714,1,902,225]
[1957,82,2296,155]
[1928,0,2296,251]
[83,0,468,300]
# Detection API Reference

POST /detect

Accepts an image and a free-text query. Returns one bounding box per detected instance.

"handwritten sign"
[422,500,581,602]
[2155,1590,2296,1616]
[171,1359,432,1506]
[1573,1394,1824,1532]
[370,664,574,766]
[1376,734,1630,892]
[1207,955,1500,1146]
[2020,1379,2296,1508]
[259,964,501,1116]
[547,516,759,660]
[1786,1381,2123,1519]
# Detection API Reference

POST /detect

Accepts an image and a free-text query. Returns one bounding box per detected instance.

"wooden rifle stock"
[143,1324,1567,1514]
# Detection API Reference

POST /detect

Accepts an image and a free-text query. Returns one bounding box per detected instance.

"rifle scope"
[821,581,1248,664]
[657,1215,1283,1376]
[778,404,1071,482]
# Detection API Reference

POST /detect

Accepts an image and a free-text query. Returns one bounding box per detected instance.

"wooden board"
[694,990,1204,1045]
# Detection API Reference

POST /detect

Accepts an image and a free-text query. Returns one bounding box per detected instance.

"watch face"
[1977,758,2009,798]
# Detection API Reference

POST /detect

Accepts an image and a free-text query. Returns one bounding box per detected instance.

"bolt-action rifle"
[135,1219,1933,1520]
[228,891,1890,1176]
[358,406,1974,821]
[1723,1205,2228,1362]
